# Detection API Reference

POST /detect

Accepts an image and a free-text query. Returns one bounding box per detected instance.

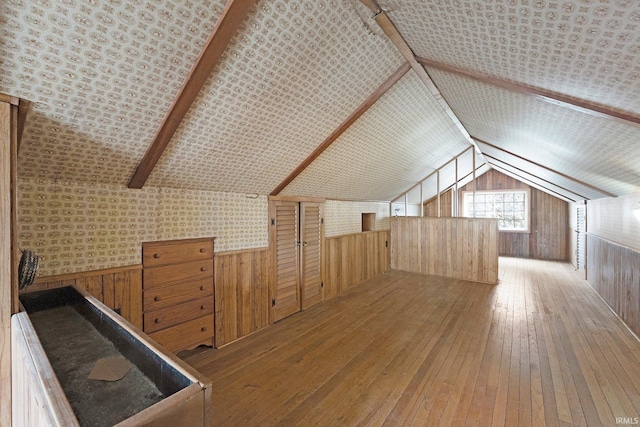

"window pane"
[464,190,528,231]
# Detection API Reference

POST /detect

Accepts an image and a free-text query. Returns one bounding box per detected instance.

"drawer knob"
[200,267,206,272]
[153,253,160,259]
[154,296,160,301]
[154,319,160,324]
[199,248,206,253]
[201,305,206,310]
[201,327,207,332]
[200,286,205,291]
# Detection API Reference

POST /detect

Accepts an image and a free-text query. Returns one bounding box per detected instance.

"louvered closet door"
[576,205,586,270]
[300,202,323,310]
[273,201,301,322]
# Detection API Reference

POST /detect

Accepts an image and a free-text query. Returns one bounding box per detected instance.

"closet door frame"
[300,202,324,310]
[268,196,324,323]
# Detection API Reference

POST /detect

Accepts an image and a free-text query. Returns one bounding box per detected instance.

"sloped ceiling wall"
[2,0,640,202]
[384,0,640,199]
[145,1,405,194]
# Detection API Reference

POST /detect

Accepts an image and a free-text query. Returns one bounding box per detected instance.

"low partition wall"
[587,234,640,337]
[391,217,499,284]
[324,230,391,299]
[26,265,143,329]
[214,247,270,347]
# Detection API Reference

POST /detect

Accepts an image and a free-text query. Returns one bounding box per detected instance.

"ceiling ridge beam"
[270,62,411,196]
[483,154,587,200]
[416,56,640,128]
[474,137,615,198]
[367,6,481,154]
[128,0,258,189]
[487,163,576,203]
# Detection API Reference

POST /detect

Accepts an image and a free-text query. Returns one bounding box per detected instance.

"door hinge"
[272,298,276,306]
[321,218,324,224]
[321,282,324,288]
[386,240,388,247]
[271,218,275,226]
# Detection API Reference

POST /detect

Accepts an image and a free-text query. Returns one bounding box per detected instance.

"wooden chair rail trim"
[214,246,269,257]
[32,264,142,285]
[325,230,390,240]
[586,232,640,255]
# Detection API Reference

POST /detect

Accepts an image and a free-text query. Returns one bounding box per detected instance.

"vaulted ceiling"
[2,0,639,202]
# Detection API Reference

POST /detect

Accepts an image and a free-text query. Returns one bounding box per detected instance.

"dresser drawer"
[144,297,214,334]
[143,259,213,289]
[144,279,213,311]
[143,239,214,267]
[149,314,214,353]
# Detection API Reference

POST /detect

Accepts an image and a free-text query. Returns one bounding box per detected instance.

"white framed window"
[462,189,530,232]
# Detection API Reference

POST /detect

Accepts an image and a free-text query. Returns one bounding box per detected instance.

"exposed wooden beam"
[474,137,615,198]
[483,154,586,201]
[270,62,411,196]
[359,0,382,14]
[487,162,576,203]
[16,100,30,154]
[128,0,258,189]
[371,11,481,154]
[416,56,640,128]
[0,94,19,106]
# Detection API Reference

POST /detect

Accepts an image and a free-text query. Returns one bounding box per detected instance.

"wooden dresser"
[142,237,215,353]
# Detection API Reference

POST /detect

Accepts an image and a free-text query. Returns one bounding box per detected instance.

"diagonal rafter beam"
[360,0,481,154]
[416,56,640,128]
[128,0,258,189]
[474,137,615,198]
[487,162,576,203]
[483,154,586,201]
[271,62,411,196]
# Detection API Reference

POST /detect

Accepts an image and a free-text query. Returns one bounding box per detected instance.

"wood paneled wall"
[22,235,392,350]
[427,170,569,261]
[423,189,453,217]
[391,217,499,284]
[324,230,390,299]
[214,247,270,347]
[587,234,640,337]
[25,265,143,329]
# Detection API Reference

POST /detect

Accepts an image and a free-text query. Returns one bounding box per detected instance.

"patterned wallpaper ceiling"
[2,0,639,201]
[146,0,404,194]
[281,72,470,201]
[1,0,227,185]
[429,67,640,197]
[386,0,640,114]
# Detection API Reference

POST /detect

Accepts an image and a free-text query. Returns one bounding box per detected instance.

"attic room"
[1,0,640,425]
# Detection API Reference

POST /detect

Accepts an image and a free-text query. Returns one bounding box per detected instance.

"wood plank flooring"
[181,258,640,426]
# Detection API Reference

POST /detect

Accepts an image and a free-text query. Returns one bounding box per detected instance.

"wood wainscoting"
[324,230,390,299]
[214,247,270,347]
[587,234,640,337]
[24,265,143,329]
[391,217,499,284]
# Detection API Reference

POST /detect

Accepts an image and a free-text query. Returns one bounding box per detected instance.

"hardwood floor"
[181,258,640,426]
